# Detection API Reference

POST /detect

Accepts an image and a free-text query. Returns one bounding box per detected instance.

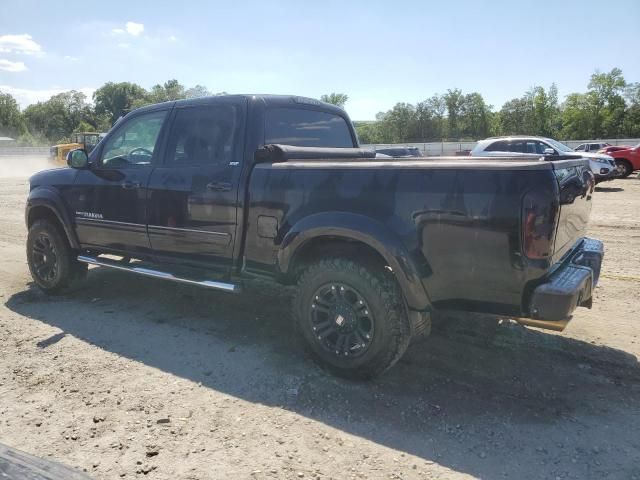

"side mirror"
[543,147,556,155]
[67,148,89,169]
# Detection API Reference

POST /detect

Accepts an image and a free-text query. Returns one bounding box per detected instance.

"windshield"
[545,138,574,153]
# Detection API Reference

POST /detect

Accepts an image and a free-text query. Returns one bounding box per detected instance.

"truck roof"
[131,94,347,116]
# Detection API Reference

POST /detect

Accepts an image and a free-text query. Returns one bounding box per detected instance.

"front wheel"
[293,258,411,379]
[26,219,85,293]
[615,159,632,178]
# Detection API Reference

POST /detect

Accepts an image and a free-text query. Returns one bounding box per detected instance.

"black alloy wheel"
[31,232,59,284]
[310,282,375,358]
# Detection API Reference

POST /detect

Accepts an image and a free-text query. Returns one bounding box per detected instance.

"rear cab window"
[265,108,355,148]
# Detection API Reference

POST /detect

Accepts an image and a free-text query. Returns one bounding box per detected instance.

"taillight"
[522,191,559,259]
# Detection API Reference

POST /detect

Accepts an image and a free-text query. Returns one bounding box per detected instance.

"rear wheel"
[293,258,411,379]
[26,219,85,293]
[615,159,632,178]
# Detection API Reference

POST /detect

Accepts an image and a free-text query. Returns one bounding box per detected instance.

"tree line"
[0,68,639,146]
[0,80,218,145]
[352,68,640,144]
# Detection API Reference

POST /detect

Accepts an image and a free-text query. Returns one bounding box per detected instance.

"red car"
[600,145,632,154]
[603,143,640,177]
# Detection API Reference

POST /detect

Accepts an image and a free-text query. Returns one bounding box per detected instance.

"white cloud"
[168,35,177,42]
[63,55,79,61]
[0,34,42,55]
[125,22,144,36]
[111,22,144,37]
[0,85,96,108]
[0,59,27,72]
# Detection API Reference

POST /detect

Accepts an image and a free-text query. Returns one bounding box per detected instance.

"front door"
[146,101,244,269]
[70,109,170,255]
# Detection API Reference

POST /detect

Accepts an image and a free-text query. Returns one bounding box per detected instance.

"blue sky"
[1,0,639,120]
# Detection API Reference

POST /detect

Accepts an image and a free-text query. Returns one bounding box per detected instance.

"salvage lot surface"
[0,165,639,479]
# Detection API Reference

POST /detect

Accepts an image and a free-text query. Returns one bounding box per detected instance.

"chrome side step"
[77,255,240,293]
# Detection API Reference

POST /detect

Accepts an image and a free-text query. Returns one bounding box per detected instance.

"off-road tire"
[26,219,84,293]
[293,258,412,380]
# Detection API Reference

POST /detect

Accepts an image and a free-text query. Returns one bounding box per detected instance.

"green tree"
[93,82,148,125]
[498,97,530,135]
[560,93,592,139]
[460,92,491,139]
[547,83,562,136]
[0,90,27,138]
[623,82,640,137]
[24,91,92,142]
[354,121,384,144]
[497,84,560,137]
[320,93,349,109]
[378,103,416,143]
[415,94,446,141]
[148,79,186,103]
[443,88,464,139]
[185,85,212,99]
[425,94,446,140]
[586,68,627,137]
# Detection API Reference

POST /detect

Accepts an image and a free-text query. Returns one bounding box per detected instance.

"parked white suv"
[471,136,617,183]
[575,142,611,152]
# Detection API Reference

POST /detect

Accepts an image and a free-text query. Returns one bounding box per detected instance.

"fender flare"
[25,187,80,250]
[278,212,431,310]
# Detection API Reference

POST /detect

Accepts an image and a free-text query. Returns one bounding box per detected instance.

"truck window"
[100,110,168,166]
[265,108,354,148]
[165,105,238,166]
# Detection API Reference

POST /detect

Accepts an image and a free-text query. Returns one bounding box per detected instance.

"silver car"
[471,136,617,183]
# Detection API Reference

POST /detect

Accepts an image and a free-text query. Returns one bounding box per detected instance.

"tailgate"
[551,159,595,263]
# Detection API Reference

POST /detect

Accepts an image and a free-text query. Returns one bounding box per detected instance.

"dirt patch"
[1,176,639,479]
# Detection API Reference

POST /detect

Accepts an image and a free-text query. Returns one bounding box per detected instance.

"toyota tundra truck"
[25,94,604,379]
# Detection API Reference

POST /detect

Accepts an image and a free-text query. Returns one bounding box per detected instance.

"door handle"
[121,180,141,189]
[206,182,232,192]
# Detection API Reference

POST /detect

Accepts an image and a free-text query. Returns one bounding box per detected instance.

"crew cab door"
[70,108,170,254]
[146,100,245,269]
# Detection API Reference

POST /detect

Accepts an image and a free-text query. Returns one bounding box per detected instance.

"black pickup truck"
[25,94,604,378]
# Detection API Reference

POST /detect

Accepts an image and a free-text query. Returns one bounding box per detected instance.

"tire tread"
[293,258,411,379]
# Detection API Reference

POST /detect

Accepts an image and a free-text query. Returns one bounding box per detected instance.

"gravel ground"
[0,166,639,480]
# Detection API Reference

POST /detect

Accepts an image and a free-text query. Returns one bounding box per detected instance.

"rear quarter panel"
[245,161,560,315]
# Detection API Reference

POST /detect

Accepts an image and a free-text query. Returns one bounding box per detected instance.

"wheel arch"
[278,212,431,310]
[26,187,79,250]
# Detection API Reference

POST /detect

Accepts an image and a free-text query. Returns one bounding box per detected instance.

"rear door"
[146,99,246,269]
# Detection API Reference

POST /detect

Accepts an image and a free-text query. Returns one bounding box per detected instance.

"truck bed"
[244,153,593,316]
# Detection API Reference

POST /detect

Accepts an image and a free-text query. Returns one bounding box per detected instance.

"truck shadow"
[6,268,640,479]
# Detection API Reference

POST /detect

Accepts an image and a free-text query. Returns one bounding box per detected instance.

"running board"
[77,255,240,293]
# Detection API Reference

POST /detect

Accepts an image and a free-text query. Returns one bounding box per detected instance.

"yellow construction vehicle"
[49,132,105,166]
